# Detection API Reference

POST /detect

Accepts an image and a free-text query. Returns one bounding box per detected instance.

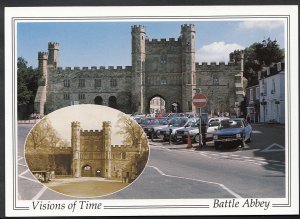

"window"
[160,54,167,64]
[271,79,276,94]
[110,78,117,87]
[63,79,70,87]
[277,62,281,71]
[64,93,70,100]
[78,93,85,100]
[160,77,167,85]
[95,79,101,88]
[212,75,219,85]
[79,79,85,87]
[266,67,270,75]
[121,152,126,159]
[256,87,260,100]
[249,89,253,101]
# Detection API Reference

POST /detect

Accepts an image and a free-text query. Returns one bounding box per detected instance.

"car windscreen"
[219,120,243,129]
[170,118,188,127]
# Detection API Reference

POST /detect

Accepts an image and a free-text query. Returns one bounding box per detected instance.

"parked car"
[206,117,229,141]
[156,117,189,141]
[139,117,170,137]
[175,118,207,144]
[213,118,253,150]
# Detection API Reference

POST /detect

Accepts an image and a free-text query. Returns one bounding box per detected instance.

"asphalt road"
[17,123,285,200]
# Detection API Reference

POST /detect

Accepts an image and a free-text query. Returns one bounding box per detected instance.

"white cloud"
[237,21,284,31]
[196,41,244,64]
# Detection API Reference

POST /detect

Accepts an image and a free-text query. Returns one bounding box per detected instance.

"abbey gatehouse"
[34,24,245,115]
[26,121,149,181]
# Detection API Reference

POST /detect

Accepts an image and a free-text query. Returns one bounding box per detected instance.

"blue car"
[213,118,252,150]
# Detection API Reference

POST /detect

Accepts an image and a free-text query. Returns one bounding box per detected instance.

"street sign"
[192,93,207,108]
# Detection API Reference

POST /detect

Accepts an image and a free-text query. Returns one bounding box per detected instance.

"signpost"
[192,92,207,149]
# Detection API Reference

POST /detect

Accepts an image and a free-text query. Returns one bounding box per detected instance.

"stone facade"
[35,24,245,116]
[72,121,148,180]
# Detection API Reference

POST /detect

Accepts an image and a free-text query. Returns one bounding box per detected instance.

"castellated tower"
[131,25,146,113]
[181,24,196,112]
[34,52,49,116]
[71,121,81,178]
[48,42,59,68]
[102,121,112,178]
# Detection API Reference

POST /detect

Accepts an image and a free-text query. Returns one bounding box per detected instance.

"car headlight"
[213,135,218,140]
[236,133,241,138]
[184,131,187,135]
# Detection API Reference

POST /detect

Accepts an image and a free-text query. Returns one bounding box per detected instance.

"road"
[17,123,285,200]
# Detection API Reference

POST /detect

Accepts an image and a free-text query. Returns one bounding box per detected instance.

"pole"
[199,107,202,149]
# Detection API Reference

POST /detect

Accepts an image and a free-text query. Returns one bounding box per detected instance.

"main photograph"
[17,20,286,199]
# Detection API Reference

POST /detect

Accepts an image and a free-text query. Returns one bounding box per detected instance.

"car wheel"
[214,142,220,150]
[194,134,200,143]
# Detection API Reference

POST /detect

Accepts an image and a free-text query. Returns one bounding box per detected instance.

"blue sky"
[17,20,285,68]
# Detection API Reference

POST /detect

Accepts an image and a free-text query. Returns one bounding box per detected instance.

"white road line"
[32,186,48,200]
[18,163,28,167]
[19,169,30,177]
[18,157,24,161]
[148,165,242,199]
[19,175,40,184]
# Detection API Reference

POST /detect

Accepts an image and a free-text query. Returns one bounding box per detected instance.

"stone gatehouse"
[26,121,149,181]
[35,24,245,116]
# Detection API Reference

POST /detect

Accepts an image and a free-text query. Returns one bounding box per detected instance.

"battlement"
[48,42,59,50]
[71,121,80,127]
[196,61,241,70]
[181,24,195,32]
[56,66,132,71]
[80,129,102,136]
[146,37,181,43]
[131,25,145,33]
[38,51,49,59]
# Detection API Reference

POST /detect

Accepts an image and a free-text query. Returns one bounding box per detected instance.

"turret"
[131,25,146,113]
[102,121,112,178]
[48,42,59,68]
[181,24,196,112]
[71,121,81,177]
[38,51,48,85]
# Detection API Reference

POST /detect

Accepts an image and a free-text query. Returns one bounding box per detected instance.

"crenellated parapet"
[38,51,49,60]
[181,24,196,32]
[80,129,101,136]
[56,66,132,71]
[131,25,145,33]
[146,37,181,43]
[196,61,241,70]
[48,42,59,50]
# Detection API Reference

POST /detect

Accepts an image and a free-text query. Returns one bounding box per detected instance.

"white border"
[5,6,299,216]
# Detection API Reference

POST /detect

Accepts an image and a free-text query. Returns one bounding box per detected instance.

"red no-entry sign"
[192,93,207,108]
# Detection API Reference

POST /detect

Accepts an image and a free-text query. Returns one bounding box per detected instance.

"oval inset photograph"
[24,104,149,198]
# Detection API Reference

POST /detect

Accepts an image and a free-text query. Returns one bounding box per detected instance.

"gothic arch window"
[160,77,167,85]
[63,79,70,87]
[160,54,167,64]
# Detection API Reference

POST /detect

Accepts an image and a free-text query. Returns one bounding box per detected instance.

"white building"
[258,62,285,124]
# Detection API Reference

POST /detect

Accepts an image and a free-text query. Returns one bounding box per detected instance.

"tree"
[243,38,284,86]
[17,57,42,118]
[116,113,147,146]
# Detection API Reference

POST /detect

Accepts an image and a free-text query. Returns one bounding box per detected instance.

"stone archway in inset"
[82,164,93,177]
[94,96,103,105]
[108,96,117,109]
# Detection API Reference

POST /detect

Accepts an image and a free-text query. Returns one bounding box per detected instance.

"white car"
[206,117,229,140]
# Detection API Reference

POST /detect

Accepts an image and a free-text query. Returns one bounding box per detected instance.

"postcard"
[4,5,299,216]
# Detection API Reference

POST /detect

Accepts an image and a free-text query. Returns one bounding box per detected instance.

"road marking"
[18,157,24,161]
[18,163,28,167]
[252,130,262,133]
[19,175,40,184]
[148,165,242,198]
[19,169,30,177]
[32,186,48,200]
[261,143,284,152]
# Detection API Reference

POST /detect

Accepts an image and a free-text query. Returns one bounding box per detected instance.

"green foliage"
[243,38,284,86]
